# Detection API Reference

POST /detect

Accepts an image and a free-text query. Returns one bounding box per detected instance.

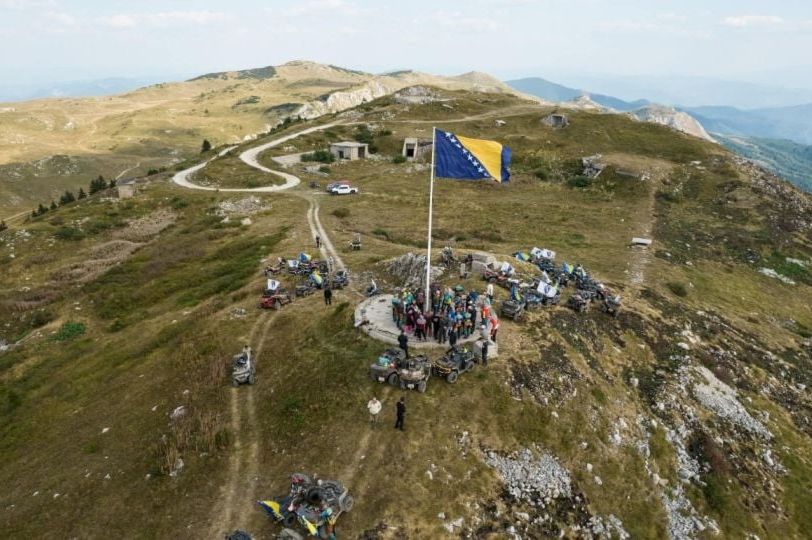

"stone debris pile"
[385,252,443,289]
[215,196,269,216]
[485,448,572,502]
[692,366,772,439]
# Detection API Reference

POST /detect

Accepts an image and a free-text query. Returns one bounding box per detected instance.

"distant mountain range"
[507,77,812,192]
[508,77,649,112]
[684,104,812,146]
[0,76,180,102]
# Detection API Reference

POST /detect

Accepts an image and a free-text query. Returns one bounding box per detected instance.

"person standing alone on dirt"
[395,397,406,431]
[324,285,333,306]
[398,330,409,358]
[315,234,321,248]
[367,397,381,426]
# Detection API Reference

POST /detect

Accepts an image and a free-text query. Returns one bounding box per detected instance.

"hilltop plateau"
[1,81,812,540]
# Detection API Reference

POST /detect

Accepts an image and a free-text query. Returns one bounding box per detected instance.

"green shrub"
[170,196,189,209]
[372,228,391,240]
[301,150,335,163]
[54,226,85,241]
[30,310,55,328]
[332,208,350,219]
[534,168,550,180]
[667,282,689,297]
[568,175,592,188]
[109,319,126,332]
[392,155,407,164]
[52,321,86,341]
[656,190,681,203]
[318,165,331,174]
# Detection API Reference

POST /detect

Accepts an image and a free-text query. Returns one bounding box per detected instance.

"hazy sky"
[3,0,812,88]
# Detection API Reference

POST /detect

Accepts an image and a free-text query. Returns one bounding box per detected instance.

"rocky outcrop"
[629,105,715,142]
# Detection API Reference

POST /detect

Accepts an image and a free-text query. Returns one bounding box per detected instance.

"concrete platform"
[354,294,497,356]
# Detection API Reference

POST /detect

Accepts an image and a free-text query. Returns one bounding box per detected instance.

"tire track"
[209,302,275,537]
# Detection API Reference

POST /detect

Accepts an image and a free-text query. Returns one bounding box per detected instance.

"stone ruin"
[581,154,606,178]
[384,252,444,289]
[394,86,439,105]
[542,113,569,128]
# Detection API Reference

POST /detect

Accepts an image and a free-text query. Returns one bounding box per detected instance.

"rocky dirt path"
[208,310,273,538]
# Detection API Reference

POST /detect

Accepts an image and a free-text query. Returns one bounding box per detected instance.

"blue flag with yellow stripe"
[435,130,511,183]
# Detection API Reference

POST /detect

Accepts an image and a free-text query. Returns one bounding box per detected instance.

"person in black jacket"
[448,328,458,349]
[481,339,489,367]
[323,285,333,306]
[395,397,406,431]
[398,330,409,358]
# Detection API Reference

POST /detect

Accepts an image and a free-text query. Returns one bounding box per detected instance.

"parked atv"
[232,347,256,386]
[259,474,352,539]
[330,270,350,290]
[433,347,476,383]
[500,298,526,321]
[261,288,293,310]
[567,294,589,313]
[440,246,457,268]
[398,355,432,392]
[524,291,545,311]
[482,268,513,290]
[295,283,317,298]
[602,295,621,317]
[369,348,406,386]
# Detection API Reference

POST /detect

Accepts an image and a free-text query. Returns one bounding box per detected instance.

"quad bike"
[433,347,476,383]
[482,268,513,290]
[440,246,457,268]
[567,294,589,313]
[231,347,256,386]
[500,298,526,322]
[330,270,350,290]
[601,295,621,317]
[398,355,432,392]
[259,474,353,539]
[261,288,293,310]
[296,283,317,298]
[535,257,556,274]
[369,348,407,386]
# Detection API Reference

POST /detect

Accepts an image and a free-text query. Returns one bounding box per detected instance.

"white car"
[331,184,358,195]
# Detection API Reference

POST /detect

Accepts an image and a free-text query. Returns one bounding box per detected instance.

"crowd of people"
[390,284,499,345]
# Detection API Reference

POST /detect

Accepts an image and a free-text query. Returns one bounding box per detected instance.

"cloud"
[96,14,136,29]
[96,10,227,29]
[430,11,501,32]
[44,10,76,26]
[722,15,783,28]
[282,0,360,17]
[0,0,54,9]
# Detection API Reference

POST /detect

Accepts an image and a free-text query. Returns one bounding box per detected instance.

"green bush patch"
[52,321,86,341]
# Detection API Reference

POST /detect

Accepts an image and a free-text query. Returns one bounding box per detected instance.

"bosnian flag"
[434,130,511,183]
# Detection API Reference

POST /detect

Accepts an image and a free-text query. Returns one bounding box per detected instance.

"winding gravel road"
[171,122,341,192]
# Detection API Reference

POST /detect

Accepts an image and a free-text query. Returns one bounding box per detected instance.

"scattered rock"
[170,405,187,420]
[215,196,269,216]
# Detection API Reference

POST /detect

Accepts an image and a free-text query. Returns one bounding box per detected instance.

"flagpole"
[424,127,437,314]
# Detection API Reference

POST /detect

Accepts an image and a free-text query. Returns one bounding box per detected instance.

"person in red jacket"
[489,316,500,343]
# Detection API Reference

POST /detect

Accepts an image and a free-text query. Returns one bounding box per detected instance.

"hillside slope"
[0,61,519,217]
[2,89,812,539]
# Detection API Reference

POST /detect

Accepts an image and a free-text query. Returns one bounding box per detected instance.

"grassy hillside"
[0,62,517,218]
[716,134,812,192]
[2,90,811,538]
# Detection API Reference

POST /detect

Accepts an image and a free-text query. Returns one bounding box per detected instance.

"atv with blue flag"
[259,473,353,539]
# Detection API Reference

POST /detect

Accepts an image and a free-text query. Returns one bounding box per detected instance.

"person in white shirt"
[486,282,494,304]
[367,397,382,426]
